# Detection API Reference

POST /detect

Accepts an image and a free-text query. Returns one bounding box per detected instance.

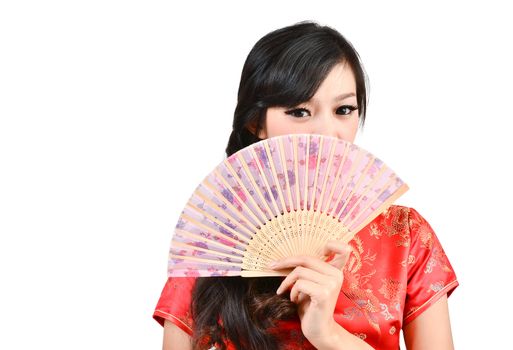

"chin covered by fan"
[168,134,408,278]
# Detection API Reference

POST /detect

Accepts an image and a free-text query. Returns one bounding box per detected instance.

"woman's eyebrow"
[309,92,356,105]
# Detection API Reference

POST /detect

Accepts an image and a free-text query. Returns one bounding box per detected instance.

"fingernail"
[268,261,277,269]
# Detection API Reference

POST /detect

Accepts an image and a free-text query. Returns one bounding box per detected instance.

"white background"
[1,1,511,349]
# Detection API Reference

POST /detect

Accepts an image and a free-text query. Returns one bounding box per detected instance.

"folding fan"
[168,134,408,277]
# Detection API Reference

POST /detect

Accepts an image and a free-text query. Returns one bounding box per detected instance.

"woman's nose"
[315,114,341,139]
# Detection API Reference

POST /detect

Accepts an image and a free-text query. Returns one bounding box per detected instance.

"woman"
[154,21,458,349]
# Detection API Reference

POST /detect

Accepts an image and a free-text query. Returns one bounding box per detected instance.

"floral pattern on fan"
[168,134,409,277]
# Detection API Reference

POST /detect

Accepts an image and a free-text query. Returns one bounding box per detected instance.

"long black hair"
[191,21,369,350]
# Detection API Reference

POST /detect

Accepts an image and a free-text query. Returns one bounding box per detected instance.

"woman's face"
[259,62,359,143]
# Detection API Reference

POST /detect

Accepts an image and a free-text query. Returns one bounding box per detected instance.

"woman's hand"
[269,240,352,348]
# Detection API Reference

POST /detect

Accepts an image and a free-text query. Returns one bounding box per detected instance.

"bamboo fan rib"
[168,134,409,277]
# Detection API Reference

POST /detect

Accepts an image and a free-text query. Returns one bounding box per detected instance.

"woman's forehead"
[308,63,357,102]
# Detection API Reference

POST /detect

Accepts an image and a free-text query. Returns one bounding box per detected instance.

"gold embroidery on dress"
[418,224,434,249]
[369,223,381,239]
[343,234,381,334]
[424,257,436,273]
[423,247,452,274]
[401,254,415,267]
[432,248,453,273]
[386,206,410,247]
[346,235,364,273]
[378,278,403,304]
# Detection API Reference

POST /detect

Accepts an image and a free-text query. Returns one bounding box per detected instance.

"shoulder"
[355,205,440,255]
[371,205,434,246]
[377,204,422,224]
[372,204,412,228]
[383,204,432,227]
[361,204,412,248]
[388,205,440,250]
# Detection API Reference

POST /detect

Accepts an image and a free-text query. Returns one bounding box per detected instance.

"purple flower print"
[221,188,234,203]
[248,159,258,171]
[224,220,237,230]
[255,146,269,168]
[287,170,295,186]
[263,186,279,203]
[192,241,209,250]
[378,189,391,202]
[176,218,186,230]
[170,249,187,263]
[218,226,235,239]
[309,141,319,155]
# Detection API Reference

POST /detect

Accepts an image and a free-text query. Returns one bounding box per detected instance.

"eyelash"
[284,105,359,118]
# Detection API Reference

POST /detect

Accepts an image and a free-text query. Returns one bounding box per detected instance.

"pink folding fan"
[168,134,408,277]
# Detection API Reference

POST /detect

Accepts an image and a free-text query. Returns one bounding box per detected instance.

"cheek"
[337,117,359,142]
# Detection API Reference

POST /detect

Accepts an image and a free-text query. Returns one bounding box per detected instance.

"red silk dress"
[154,205,458,349]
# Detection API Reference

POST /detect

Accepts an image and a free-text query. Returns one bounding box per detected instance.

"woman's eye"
[336,105,358,116]
[285,108,311,118]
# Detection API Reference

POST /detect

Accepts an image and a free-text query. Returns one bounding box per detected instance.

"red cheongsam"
[153,205,458,349]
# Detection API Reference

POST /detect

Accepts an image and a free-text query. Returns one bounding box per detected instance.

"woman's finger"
[322,240,351,256]
[322,240,352,270]
[276,265,329,295]
[269,254,340,277]
[288,273,344,308]
[290,280,322,304]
